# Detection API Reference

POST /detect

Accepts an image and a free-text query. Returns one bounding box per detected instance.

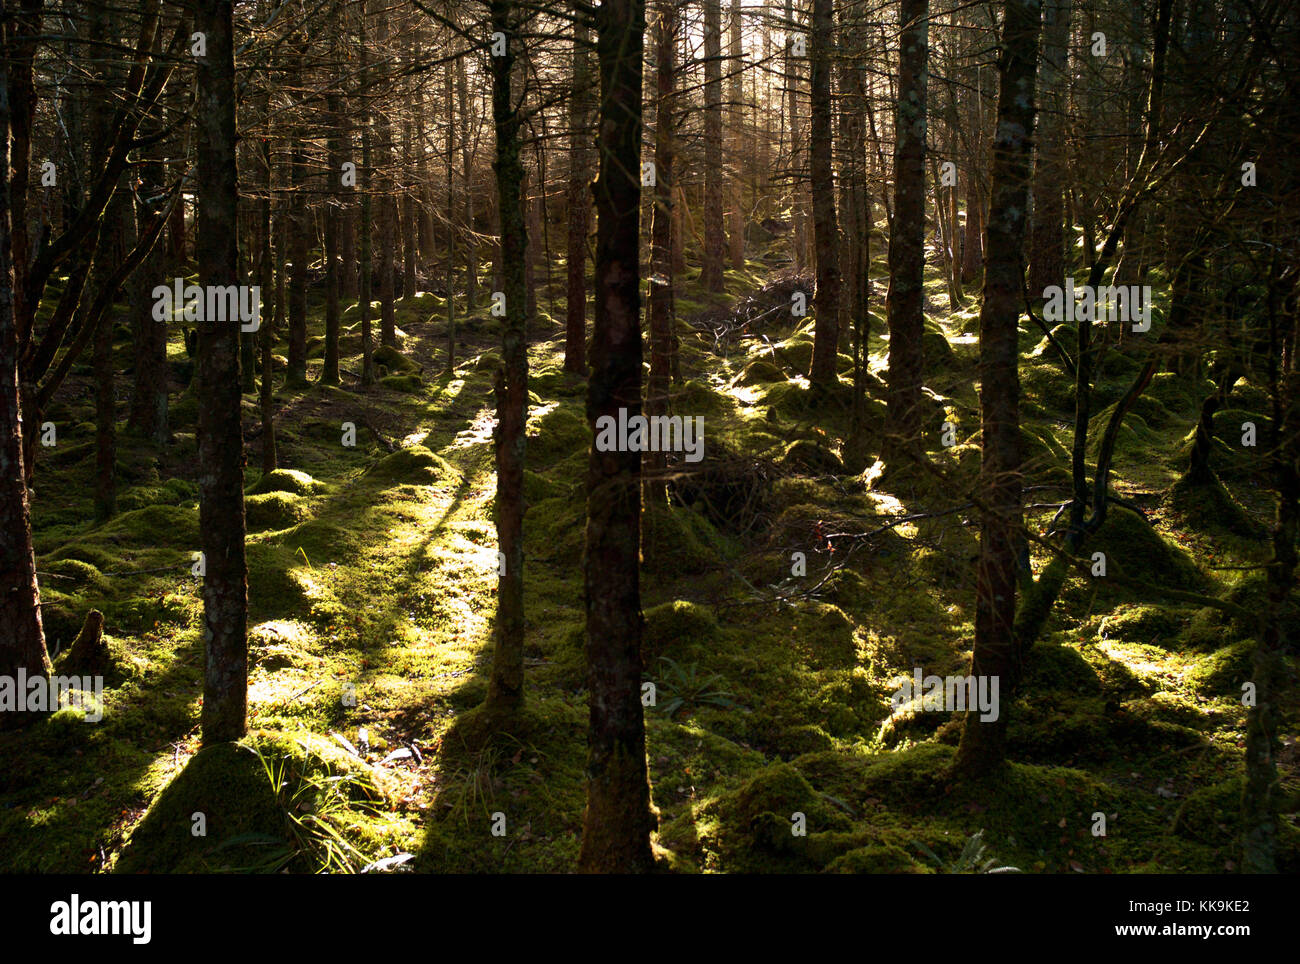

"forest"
[0,0,1297,882]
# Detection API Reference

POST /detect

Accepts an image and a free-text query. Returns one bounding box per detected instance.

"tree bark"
[194,0,249,746]
[883,0,930,460]
[484,0,529,716]
[702,0,726,292]
[952,0,1043,779]
[565,4,593,374]
[807,0,841,388]
[579,0,655,873]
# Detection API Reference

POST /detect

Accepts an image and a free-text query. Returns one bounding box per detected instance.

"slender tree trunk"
[194,0,249,746]
[565,5,593,374]
[702,0,725,291]
[0,52,52,714]
[807,0,841,388]
[647,0,677,506]
[883,0,930,460]
[484,0,529,716]
[727,0,744,270]
[322,88,343,386]
[1027,0,1070,298]
[457,55,478,311]
[579,0,655,874]
[952,0,1043,779]
[287,119,309,384]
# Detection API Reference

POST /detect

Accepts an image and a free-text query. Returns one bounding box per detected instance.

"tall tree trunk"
[484,0,529,716]
[727,0,744,270]
[457,55,478,311]
[375,8,397,348]
[952,0,1043,779]
[565,4,592,374]
[647,0,677,505]
[883,0,930,461]
[579,0,655,874]
[1027,0,1070,298]
[702,0,725,291]
[0,48,52,714]
[128,104,170,446]
[194,0,249,746]
[323,88,343,386]
[287,120,309,385]
[807,0,841,388]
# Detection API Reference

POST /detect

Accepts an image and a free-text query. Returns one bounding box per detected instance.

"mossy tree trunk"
[952,0,1043,779]
[484,0,529,717]
[807,0,842,389]
[0,62,53,711]
[195,0,249,746]
[579,0,655,873]
[883,0,929,462]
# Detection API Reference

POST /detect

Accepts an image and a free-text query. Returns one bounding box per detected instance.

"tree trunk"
[1027,0,1070,299]
[647,0,677,505]
[952,0,1043,779]
[194,0,249,746]
[807,0,842,388]
[702,0,726,291]
[883,0,930,461]
[565,5,593,374]
[579,0,655,874]
[484,0,529,717]
[323,89,343,385]
[0,55,52,713]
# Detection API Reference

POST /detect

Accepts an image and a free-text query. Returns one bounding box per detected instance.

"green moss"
[364,445,456,485]
[244,492,313,532]
[641,502,729,574]
[1087,507,1208,593]
[114,741,287,873]
[381,373,424,393]
[781,438,844,474]
[1098,604,1191,646]
[823,843,932,874]
[643,600,718,663]
[734,358,785,386]
[373,344,420,374]
[250,468,321,496]
[527,406,588,465]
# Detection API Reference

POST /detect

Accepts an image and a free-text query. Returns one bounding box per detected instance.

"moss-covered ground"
[2,249,1296,875]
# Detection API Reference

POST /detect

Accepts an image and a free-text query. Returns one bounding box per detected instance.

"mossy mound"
[372,344,420,374]
[675,378,731,416]
[789,601,856,669]
[781,438,844,475]
[96,504,200,549]
[244,492,313,532]
[364,445,455,485]
[734,358,785,386]
[1087,507,1207,593]
[250,468,321,496]
[1165,475,1267,539]
[524,496,586,567]
[1098,604,1193,646]
[822,843,932,874]
[114,742,288,873]
[668,763,852,873]
[641,502,730,574]
[774,338,814,376]
[40,558,111,595]
[1185,637,1254,696]
[380,373,424,393]
[528,406,589,465]
[643,600,719,663]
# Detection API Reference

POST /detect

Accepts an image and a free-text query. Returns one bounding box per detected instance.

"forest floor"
[2,242,1298,874]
